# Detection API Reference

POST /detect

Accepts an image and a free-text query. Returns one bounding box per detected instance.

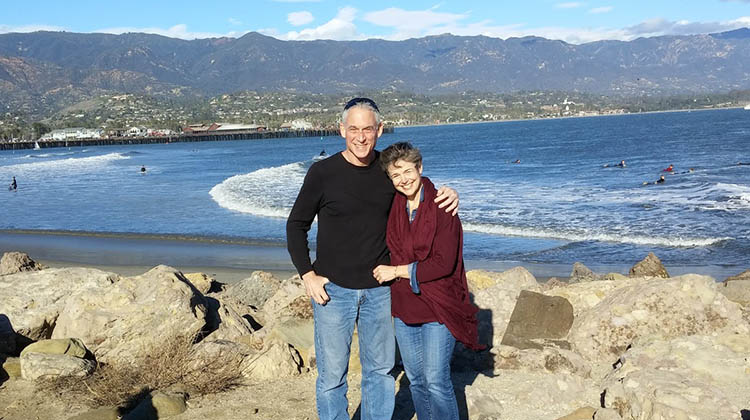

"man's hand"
[302,271,330,305]
[435,186,459,216]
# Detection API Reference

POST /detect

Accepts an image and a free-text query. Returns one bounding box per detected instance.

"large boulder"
[20,338,88,358]
[202,295,257,342]
[500,290,574,350]
[469,267,541,349]
[569,262,598,283]
[601,334,750,420]
[227,271,283,309]
[628,252,669,278]
[568,275,749,376]
[20,352,95,380]
[52,265,208,364]
[719,269,750,307]
[0,252,44,275]
[0,267,119,349]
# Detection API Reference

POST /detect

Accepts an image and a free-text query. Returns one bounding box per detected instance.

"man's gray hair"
[341,98,382,126]
[380,141,422,172]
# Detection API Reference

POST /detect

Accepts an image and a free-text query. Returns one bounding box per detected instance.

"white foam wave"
[0,152,130,175]
[210,161,309,219]
[463,222,730,247]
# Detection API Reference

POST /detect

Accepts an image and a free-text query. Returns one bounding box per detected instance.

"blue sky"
[2,1,749,44]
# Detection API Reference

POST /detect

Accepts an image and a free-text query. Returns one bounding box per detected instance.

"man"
[286,97,457,420]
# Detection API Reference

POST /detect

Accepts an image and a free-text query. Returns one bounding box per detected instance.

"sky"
[1,0,750,44]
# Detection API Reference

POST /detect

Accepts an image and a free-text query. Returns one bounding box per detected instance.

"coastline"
[0,229,740,282]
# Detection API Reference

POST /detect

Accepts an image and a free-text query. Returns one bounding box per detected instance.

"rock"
[20,352,95,380]
[202,295,256,342]
[20,338,88,358]
[265,318,314,368]
[240,340,301,380]
[227,271,283,309]
[0,267,119,348]
[52,265,208,364]
[601,334,749,420]
[66,407,121,420]
[470,267,541,349]
[2,356,21,379]
[628,252,669,278]
[600,272,628,282]
[0,314,15,355]
[543,277,566,290]
[569,262,597,283]
[719,270,750,307]
[500,290,574,350]
[556,406,597,420]
[467,267,538,294]
[0,251,44,275]
[256,275,310,328]
[122,389,187,419]
[494,346,591,378]
[568,275,749,377]
[183,272,213,295]
[593,408,622,420]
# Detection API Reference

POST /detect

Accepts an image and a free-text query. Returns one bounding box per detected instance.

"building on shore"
[183,122,267,134]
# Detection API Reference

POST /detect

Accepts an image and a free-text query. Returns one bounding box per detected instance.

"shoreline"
[1,229,740,283]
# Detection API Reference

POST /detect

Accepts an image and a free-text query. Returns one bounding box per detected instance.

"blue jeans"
[394,318,458,420]
[313,281,395,420]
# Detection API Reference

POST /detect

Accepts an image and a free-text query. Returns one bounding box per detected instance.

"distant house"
[280,119,313,131]
[128,126,148,137]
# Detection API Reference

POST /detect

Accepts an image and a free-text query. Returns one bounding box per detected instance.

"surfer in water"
[141,165,147,173]
[603,160,626,168]
[9,176,17,191]
[662,164,674,172]
[643,175,666,186]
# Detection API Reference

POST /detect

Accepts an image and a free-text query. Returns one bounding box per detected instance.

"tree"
[32,122,51,139]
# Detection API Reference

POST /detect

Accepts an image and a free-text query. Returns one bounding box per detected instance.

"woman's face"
[387,159,423,199]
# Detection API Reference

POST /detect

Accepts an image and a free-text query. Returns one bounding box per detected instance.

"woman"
[372,141,482,420]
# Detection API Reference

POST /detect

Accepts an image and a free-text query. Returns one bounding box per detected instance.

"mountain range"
[1,29,749,118]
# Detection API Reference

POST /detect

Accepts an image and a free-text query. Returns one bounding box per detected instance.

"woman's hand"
[373,265,402,284]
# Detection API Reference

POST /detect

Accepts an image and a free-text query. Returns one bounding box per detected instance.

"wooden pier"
[0,126,394,150]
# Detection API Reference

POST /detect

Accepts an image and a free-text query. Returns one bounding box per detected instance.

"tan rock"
[0,267,119,346]
[240,340,302,380]
[600,272,628,282]
[20,352,95,380]
[593,408,622,420]
[467,266,538,293]
[20,338,88,358]
[183,272,213,294]
[66,407,121,420]
[569,262,598,283]
[122,389,187,419]
[720,270,750,307]
[2,356,21,379]
[0,251,44,275]
[52,265,208,364]
[628,252,669,278]
[556,406,597,420]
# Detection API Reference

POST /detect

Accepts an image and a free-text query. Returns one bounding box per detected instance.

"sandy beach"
[0,229,740,283]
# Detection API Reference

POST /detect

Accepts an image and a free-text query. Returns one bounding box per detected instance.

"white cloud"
[363,7,469,39]
[94,24,246,40]
[556,2,583,8]
[288,11,314,26]
[228,18,242,26]
[280,7,360,40]
[589,7,613,14]
[0,24,67,34]
[623,17,750,38]
[272,0,320,2]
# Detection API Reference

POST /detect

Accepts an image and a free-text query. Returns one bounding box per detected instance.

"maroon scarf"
[386,177,483,350]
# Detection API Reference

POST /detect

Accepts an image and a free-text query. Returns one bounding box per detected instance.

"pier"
[0,126,394,150]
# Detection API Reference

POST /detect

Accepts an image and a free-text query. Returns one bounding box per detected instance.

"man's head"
[339,97,384,166]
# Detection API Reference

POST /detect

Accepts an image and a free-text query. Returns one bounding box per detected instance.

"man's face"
[339,106,383,166]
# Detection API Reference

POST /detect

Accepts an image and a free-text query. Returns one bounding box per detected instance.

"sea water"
[1,108,748,277]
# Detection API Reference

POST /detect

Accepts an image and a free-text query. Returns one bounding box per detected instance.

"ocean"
[1,108,749,278]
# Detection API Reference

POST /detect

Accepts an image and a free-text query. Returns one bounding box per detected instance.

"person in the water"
[9,176,17,191]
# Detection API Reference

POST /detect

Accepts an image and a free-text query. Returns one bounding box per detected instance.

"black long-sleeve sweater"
[286,152,395,289]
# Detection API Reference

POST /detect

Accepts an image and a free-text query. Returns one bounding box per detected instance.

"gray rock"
[501,290,574,350]
[227,271,283,309]
[628,252,669,278]
[719,276,750,307]
[20,352,95,380]
[0,251,44,275]
[569,262,597,283]
[122,389,187,419]
[725,269,750,282]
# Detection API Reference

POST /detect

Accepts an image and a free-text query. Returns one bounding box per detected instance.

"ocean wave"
[462,221,730,247]
[209,160,309,219]
[0,152,130,175]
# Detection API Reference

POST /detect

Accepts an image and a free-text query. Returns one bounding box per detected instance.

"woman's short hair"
[380,142,422,172]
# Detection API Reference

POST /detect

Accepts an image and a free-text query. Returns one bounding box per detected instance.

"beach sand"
[0,229,738,282]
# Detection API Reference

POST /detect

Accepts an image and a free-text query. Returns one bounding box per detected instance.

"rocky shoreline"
[1,251,749,420]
